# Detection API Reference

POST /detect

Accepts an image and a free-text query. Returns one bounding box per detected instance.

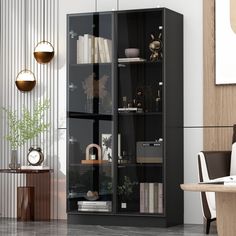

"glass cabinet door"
[68,13,113,115]
[67,13,113,213]
[116,10,164,215]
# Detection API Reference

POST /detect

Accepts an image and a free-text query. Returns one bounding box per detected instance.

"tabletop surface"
[181,183,236,193]
[0,169,52,174]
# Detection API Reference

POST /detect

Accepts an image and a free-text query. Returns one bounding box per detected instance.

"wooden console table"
[0,169,52,221]
[181,183,236,236]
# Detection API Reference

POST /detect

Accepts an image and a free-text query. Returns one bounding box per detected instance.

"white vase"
[9,150,20,169]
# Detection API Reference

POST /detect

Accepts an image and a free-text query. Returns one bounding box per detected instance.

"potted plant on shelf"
[117,176,138,212]
[2,99,50,169]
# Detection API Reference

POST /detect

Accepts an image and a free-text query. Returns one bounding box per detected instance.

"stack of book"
[77,201,112,212]
[77,34,112,64]
[118,57,146,63]
[118,107,143,113]
[140,182,163,214]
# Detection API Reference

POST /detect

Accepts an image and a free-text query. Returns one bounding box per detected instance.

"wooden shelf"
[0,169,52,174]
[81,160,109,164]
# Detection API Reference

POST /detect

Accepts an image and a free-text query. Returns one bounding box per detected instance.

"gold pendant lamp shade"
[34,41,54,64]
[15,69,36,92]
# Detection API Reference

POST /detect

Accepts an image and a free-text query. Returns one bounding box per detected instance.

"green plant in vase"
[117,176,138,210]
[2,99,50,169]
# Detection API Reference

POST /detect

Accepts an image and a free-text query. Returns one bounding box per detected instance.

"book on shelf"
[83,34,89,63]
[77,201,111,206]
[98,37,106,63]
[104,39,112,62]
[118,57,146,63]
[118,107,143,112]
[140,182,163,214]
[77,35,84,63]
[78,208,111,212]
[140,183,145,213]
[149,183,155,213]
[198,175,236,185]
[157,183,163,213]
[76,34,112,64]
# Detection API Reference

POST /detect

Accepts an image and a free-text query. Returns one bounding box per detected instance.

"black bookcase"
[67,8,183,227]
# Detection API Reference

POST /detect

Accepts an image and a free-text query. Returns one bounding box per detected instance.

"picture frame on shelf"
[102,134,112,162]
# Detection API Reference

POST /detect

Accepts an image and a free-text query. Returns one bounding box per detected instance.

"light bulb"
[16,70,35,81]
[34,41,54,52]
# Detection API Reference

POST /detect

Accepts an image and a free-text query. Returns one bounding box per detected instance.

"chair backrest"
[198,151,231,220]
[199,151,231,180]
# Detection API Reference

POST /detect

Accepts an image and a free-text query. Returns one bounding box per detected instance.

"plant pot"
[9,150,20,169]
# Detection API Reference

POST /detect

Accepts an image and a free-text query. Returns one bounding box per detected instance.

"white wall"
[57,0,204,223]
[0,0,60,219]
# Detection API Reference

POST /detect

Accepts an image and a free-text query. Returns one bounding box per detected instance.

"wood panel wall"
[203,0,236,150]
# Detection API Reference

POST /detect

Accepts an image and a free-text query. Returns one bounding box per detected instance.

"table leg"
[26,172,50,220]
[215,192,236,236]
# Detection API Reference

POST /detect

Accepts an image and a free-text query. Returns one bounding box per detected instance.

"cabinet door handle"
[69,83,77,92]
[69,136,77,143]
[118,64,126,68]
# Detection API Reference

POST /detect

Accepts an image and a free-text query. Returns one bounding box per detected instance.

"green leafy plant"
[117,176,138,201]
[2,99,50,149]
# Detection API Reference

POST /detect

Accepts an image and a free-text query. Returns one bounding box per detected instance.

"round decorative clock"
[27,147,44,166]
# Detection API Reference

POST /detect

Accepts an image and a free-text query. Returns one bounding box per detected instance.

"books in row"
[140,182,163,214]
[77,34,112,64]
[77,201,112,212]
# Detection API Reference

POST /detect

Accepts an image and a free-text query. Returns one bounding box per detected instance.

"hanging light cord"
[43,0,45,41]
[25,0,27,69]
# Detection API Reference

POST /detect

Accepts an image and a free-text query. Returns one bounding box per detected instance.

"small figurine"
[149,29,163,62]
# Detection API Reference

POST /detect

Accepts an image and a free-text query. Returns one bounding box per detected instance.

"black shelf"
[69,163,112,167]
[118,112,162,116]
[70,63,112,67]
[117,163,163,168]
[118,60,162,66]
[68,210,165,218]
[68,111,113,120]
[68,210,113,216]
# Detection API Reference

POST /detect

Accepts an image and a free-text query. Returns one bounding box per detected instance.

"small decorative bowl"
[125,48,140,58]
[85,190,99,201]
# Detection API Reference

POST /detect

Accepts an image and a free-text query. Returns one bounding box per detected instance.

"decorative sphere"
[34,41,54,64]
[15,69,36,92]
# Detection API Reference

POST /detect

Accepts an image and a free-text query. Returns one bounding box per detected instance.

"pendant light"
[34,0,54,64]
[15,0,36,92]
